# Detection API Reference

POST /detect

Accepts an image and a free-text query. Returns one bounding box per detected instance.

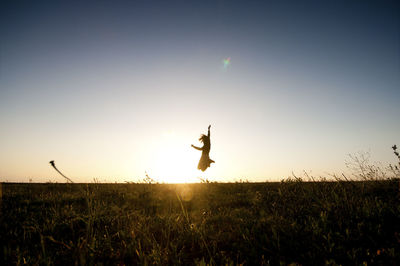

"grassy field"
[1,178,399,265]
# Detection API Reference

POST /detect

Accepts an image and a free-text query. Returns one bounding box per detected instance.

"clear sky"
[1,0,399,183]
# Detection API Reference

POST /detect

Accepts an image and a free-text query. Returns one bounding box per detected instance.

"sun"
[149,131,202,183]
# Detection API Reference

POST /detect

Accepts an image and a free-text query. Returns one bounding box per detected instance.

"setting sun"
[147,131,203,183]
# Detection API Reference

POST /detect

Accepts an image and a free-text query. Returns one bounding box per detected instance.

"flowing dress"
[197,136,215,171]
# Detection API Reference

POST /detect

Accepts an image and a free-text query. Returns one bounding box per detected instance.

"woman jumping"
[191,125,215,171]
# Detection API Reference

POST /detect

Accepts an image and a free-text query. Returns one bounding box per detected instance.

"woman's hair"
[199,134,208,143]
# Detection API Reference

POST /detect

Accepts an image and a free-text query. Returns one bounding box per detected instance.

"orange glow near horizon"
[146,131,204,183]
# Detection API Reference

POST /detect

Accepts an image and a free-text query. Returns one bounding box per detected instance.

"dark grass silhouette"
[192,125,215,171]
[1,146,399,264]
[1,179,399,265]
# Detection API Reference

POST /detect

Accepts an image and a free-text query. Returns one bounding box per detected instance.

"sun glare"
[149,131,202,183]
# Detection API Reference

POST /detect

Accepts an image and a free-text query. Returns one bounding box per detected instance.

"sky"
[0,0,399,183]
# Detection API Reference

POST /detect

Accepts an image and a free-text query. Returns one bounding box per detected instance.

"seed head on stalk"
[49,160,74,183]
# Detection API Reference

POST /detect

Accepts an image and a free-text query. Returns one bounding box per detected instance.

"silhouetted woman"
[191,125,215,171]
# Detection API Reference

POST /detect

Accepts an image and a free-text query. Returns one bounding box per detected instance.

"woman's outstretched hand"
[208,125,211,129]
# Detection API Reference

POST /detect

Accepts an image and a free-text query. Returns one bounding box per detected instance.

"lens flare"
[222,57,231,69]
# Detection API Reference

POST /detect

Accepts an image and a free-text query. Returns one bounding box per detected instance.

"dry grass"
[1,178,399,265]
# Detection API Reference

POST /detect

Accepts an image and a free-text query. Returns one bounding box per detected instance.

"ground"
[1,180,399,265]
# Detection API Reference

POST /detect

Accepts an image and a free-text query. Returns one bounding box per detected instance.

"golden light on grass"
[178,185,194,201]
